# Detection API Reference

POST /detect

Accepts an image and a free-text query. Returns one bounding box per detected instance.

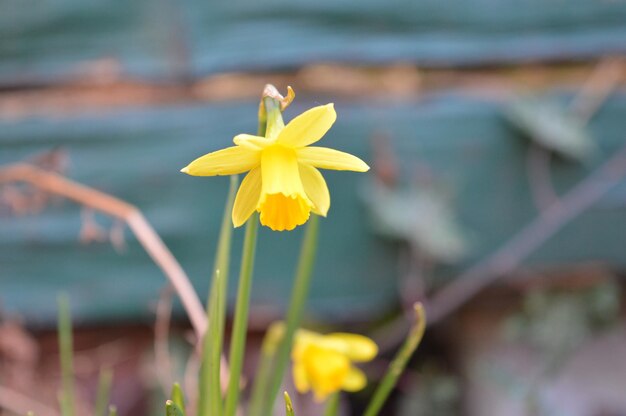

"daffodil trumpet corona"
[181,91,369,231]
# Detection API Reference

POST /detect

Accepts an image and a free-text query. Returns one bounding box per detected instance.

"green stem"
[363,303,426,416]
[94,368,113,416]
[209,271,225,416]
[323,393,340,416]
[198,175,238,416]
[248,322,285,416]
[170,383,187,416]
[264,215,320,414]
[248,352,271,416]
[166,400,185,416]
[198,278,217,416]
[224,213,259,416]
[57,294,75,416]
[284,392,295,416]
[263,96,284,139]
[223,93,278,416]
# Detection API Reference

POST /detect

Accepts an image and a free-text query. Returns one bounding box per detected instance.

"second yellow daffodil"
[292,329,378,401]
[181,96,369,231]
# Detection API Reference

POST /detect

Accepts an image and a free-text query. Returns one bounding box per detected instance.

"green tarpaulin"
[2,93,625,325]
[3,0,626,83]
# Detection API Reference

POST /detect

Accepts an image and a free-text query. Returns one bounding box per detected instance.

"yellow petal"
[293,361,310,394]
[303,345,350,401]
[296,147,369,172]
[276,104,336,148]
[232,167,261,227]
[325,333,378,362]
[299,164,330,216]
[233,134,271,150]
[342,367,367,392]
[181,146,260,176]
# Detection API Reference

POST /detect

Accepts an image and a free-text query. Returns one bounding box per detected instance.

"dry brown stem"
[569,56,623,123]
[0,162,229,384]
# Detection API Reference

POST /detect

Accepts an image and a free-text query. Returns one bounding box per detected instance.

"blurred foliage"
[396,365,460,416]
[363,180,467,264]
[503,278,621,371]
[505,97,595,162]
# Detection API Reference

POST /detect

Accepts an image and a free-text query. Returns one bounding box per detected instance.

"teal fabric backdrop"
[2,0,626,83]
[2,93,625,324]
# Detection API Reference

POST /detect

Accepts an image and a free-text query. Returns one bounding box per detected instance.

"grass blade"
[170,382,186,416]
[264,215,319,414]
[165,400,185,416]
[198,175,238,416]
[283,392,295,416]
[248,322,284,416]
[57,294,75,416]
[224,213,259,416]
[363,303,426,416]
[323,392,339,416]
[94,368,113,416]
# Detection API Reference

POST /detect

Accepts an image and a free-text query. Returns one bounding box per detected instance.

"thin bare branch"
[426,140,626,324]
[0,163,229,384]
[569,57,623,124]
[526,143,559,211]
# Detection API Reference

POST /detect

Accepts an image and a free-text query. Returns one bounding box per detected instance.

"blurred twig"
[435,57,626,326]
[426,139,626,324]
[569,57,623,124]
[526,57,623,213]
[0,162,229,386]
[526,143,559,211]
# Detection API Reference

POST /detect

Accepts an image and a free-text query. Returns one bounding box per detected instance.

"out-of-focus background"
[1,1,626,415]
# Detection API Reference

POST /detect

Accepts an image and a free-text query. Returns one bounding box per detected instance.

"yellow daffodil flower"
[292,329,378,401]
[181,100,369,231]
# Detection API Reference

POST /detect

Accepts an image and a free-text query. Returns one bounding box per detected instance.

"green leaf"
[224,212,259,416]
[198,175,239,416]
[264,215,319,414]
[283,392,295,416]
[323,392,340,416]
[364,183,467,263]
[166,400,185,416]
[57,294,75,416]
[94,368,113,416]
[107,405,118,416]
[248,322,285,416]
[364,303,426,416]
[505,96,595,161]
[170,383,186,416]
